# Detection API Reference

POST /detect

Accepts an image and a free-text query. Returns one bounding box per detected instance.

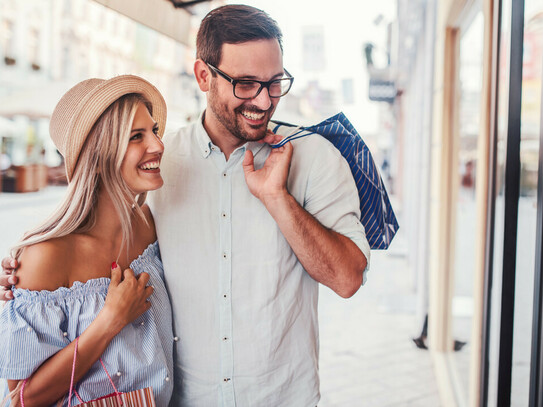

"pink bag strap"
[68,337,123,407]
[18,336,123,407]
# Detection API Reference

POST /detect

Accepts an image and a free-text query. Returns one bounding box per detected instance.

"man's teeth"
[241,111,265,120]
[139,161,160,170]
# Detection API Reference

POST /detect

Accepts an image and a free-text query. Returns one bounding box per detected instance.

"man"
[2,5,370,406]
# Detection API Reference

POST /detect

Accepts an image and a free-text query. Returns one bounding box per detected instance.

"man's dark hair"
[196,4,283,68]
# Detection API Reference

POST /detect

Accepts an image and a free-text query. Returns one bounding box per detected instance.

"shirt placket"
[217,152,236,406]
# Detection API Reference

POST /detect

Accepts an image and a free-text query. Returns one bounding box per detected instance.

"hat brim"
[64,75,167,181]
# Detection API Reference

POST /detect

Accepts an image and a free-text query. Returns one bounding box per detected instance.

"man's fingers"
[0,288,13,301]
[1,257,17,271]
[242,150,255,175]
[0,274,17,287]
[260,130,281,144]
[282,137,293,155]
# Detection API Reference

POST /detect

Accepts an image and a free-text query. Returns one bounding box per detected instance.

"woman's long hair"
[10,93,153,261]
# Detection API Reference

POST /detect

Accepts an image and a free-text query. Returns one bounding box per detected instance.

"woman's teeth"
[139,161,160,170]
[241,111,265,120]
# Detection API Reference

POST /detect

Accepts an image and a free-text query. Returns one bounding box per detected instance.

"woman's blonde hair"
[10,93,153,260]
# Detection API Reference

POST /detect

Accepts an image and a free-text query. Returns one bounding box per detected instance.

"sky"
[225,1,397,134]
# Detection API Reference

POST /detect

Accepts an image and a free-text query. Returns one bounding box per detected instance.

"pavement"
[318,244,442,406]
[0,187,442,406]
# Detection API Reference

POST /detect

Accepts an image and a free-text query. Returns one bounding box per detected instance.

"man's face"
[206,39,284,144]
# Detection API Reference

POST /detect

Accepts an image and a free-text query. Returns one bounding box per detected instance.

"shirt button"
[223,294,227,298]
[221,212,227,218]
[223,253,228,259]
[222,172,227,177]
[63,332,68,337]
[174,336,179,342]
[26,327,32,332]
[140,321,145,326]
[116,372,122,377]
[223,378,230,382]
[204,149,209,154]
[165,376,170,382]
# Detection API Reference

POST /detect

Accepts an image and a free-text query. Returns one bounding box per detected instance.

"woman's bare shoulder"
[15,238,72,291]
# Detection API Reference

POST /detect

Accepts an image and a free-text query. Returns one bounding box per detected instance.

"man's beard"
[208,84,274,143]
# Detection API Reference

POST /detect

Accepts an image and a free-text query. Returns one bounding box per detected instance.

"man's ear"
[194,59,211,92]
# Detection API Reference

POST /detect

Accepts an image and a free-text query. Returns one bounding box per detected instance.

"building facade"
[390,0,543,405]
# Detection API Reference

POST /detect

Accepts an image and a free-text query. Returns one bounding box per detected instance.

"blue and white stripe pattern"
[0,241,174,407]
[272,112,399,249]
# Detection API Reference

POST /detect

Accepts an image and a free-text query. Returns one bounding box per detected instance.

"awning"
[92,0,196,45]
[0,82,75,119]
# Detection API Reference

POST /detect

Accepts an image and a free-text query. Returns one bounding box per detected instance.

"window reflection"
[455,10,485,402]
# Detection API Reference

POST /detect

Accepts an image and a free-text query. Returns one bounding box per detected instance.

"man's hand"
[242,131,293,205]
[1,257,18,300]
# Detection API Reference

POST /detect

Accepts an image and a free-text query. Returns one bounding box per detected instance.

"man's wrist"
[260,188,291,208]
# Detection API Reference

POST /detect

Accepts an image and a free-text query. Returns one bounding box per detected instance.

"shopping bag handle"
[270,123,313,148]
[19,336,123,407]
[67,336,123,407]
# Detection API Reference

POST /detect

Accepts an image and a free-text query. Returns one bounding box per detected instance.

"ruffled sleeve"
[0,289,70,379]
[0,278,109,380]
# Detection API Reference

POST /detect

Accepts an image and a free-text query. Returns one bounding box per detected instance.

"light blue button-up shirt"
[149,112,370,407]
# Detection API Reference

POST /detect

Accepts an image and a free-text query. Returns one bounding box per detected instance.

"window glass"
[511,0,543,405]
[454,10,485,403]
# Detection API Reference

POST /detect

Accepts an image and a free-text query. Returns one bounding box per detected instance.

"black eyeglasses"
[206,63,294,100]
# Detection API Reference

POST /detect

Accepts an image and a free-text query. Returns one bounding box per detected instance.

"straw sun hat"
[49,75,167,181]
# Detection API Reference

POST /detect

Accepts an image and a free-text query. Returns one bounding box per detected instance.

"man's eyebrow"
[236,72,285,80]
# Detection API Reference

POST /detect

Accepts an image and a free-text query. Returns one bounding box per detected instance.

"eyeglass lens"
[235,79,292,99]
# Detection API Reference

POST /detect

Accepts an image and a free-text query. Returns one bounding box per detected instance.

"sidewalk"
[0,188,441,406]
[318,237,441,406]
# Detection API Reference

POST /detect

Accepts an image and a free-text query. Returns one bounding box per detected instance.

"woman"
[0,75,174,406]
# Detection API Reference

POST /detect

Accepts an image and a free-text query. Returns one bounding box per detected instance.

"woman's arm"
[8,264,153,406]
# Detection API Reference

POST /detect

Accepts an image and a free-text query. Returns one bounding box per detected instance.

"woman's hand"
[99,263,154,334]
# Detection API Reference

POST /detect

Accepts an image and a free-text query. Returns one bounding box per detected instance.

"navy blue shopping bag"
[271,112,399,250]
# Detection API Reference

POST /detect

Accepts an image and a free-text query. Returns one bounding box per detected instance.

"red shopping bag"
[20,337,156,407]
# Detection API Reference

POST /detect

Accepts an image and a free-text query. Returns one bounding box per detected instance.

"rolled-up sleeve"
[289,135,371,283]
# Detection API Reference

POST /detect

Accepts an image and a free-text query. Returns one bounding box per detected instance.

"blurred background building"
[0,0,204,191]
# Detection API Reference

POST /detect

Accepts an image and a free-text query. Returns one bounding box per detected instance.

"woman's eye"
[153,127,159,135]
[130,133,142,141]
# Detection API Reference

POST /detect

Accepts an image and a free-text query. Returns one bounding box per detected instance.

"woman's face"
[121,102,164,195]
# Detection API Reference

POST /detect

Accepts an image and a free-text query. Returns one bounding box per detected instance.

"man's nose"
[251,86,272,111]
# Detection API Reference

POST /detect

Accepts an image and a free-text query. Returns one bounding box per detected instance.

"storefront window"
[454,10,485,402]
[487,0,512,404]
[511,0,543,405]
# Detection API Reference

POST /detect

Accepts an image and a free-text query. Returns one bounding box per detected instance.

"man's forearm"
[263,191,367,298]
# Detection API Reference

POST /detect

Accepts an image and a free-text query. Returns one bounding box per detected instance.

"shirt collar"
[195,111,213,158]
[194,110,268,158]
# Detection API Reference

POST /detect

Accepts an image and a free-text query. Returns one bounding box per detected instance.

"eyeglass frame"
[206,63,294,100]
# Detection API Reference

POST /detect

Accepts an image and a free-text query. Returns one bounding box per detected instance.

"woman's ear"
[194,59,211,92]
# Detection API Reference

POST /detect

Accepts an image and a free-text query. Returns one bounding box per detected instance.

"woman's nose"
[147,132,164,153]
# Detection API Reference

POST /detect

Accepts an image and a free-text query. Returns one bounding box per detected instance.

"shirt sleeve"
[295,136,371,282]
[0,291,69,380]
